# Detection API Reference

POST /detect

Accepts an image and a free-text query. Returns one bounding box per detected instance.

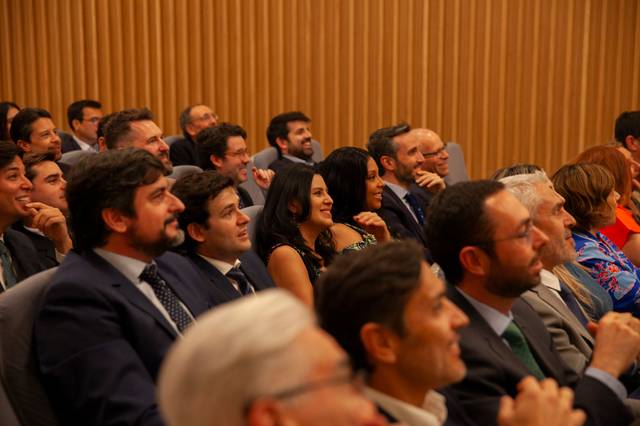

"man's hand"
[589,312,640,378]
[353,212,391,242]
[497,377,585,426]
[25,202,72,254]
[414,170,446,193]
[252,167,275,190]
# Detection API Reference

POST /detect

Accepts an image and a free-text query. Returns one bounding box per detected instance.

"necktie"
[139,264,193,332]
[0,241,17,292]
[226,266,254,295]
[404,193,425,225]
[502,321,545,380]
[559,282,590,328]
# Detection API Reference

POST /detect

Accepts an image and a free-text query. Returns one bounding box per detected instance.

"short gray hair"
[157,289,315,426]
[500,171,552,217]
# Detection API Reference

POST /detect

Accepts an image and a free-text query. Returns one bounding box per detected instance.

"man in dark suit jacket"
[266,111,316,174]
[367,123,431,249]
[169,104,218,167]
[425,180,640,426]
[0,142,53,291]
[34,149,215,425]
[12,152,73,269]
[172,171,274,307]
[197,123,274,208]
[60,99,103,153]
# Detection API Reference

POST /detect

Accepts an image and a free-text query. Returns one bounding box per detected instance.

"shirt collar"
[198,253,241,275]
[384,181,409,199]
[364,386,446,426]
[22,225,45,237]
[540,268,561,292]
[456,287,513,336]
[93,248,149,285]
[72,134,95,151]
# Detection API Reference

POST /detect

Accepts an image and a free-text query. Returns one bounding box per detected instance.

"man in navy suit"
[367,123,430,249]
[61,99,103,153]
[172,170,274,306]
[424,180,640,426]
[35,149,215,425]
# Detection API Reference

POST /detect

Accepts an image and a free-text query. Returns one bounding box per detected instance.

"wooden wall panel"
[1,0,640,178]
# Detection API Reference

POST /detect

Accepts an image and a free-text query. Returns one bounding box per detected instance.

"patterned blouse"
[573,230,640,316]
[268,243,322,285]
[340,223,377,254]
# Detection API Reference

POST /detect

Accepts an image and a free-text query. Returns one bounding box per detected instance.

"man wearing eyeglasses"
[197,123,274,208]
[410,128,449,210]
[170,104,219,167]
[158,289,388,426]
[425,180,640,426]
[60,99,103,153]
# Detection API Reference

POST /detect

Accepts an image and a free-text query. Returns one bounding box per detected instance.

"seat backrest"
[0,268,60,426]
[242,205,264,247]
[168,165,203,181]
[252,139,324,170]
[59,150,97,167]
[443,142,470,185]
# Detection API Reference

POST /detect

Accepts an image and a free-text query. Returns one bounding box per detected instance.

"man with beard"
[103,108,173,174]
[266,111,315,174]
[425,180,640,426]
[367,123,429,249]
[35,149,215,425]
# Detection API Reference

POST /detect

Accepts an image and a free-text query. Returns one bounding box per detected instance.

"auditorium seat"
[0,268,60,426]
[443,142,469,185]
[168,164,202,181]
[242,205,263,247]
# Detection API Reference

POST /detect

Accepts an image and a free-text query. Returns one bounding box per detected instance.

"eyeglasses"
[472,221,536,247]
[191,113,218,123]
[422,143,448,158]
[82,117,102,124]
[226,148,249,158]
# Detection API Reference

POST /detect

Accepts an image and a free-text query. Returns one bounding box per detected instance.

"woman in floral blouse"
[553,162,640,316]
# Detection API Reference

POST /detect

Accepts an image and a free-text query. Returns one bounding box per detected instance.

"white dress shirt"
[364,386,447,426]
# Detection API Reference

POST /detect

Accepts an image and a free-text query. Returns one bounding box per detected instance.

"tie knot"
[140,264,160,282]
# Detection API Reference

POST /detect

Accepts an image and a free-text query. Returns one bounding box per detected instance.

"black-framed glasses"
[422,143,448,158]
[82,117,101,124]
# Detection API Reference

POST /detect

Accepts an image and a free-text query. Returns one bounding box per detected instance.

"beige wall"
[2,0,640,178]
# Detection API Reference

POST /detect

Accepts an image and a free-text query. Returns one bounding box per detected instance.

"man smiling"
[35,149,215,425]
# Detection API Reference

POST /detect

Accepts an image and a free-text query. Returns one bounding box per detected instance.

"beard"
[127,218,185,258]
[539,237,576,268]
[485,257,542,298]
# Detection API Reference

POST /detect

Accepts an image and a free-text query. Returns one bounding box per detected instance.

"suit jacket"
[4,228,50,282]
[170,136,197,167]
[377,185,429,248]
[521,283,594,375]
[34,250,215,426]
[187,250,274,307]
[409,183,436,210]
[59,132,80,153]
[11,223,59,269]
[445,284,631,426]
[268,157,295,174]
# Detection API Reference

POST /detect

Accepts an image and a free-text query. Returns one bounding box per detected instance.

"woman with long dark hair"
[255,164,334,306]
[0,102,20,141]
[318,147,390,252]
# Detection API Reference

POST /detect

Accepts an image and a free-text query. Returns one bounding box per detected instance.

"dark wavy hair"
[255,164,334,274]
[0,102,20,141]
[318,147,371,225]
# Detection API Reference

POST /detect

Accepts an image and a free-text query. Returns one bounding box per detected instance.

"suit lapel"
[533,285,594,345]
[383,186,428,245]
[189,254,242,300]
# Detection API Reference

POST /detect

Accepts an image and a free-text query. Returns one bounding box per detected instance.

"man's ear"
[187,222,206,243]
[459,246,490,277]
[210,154,224,169]
[16,140,31,153]
[625,135,639,152]
[71,119,82,132]
[101,207,131,234]
[380,155,395,172]
[360,322,399,365]
[275,137,288,152]
[246,399,287,426]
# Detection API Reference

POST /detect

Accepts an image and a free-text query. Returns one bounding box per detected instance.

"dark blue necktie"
[559,282,590,328]
[404,193,425,225]
[226,266,254,295]
[0,241,16,292]
[140,264,193,332]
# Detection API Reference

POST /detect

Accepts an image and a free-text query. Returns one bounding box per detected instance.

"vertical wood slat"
[1,0,639,177]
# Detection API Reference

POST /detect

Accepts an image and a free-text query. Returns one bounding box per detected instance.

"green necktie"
[502,321,545,380]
